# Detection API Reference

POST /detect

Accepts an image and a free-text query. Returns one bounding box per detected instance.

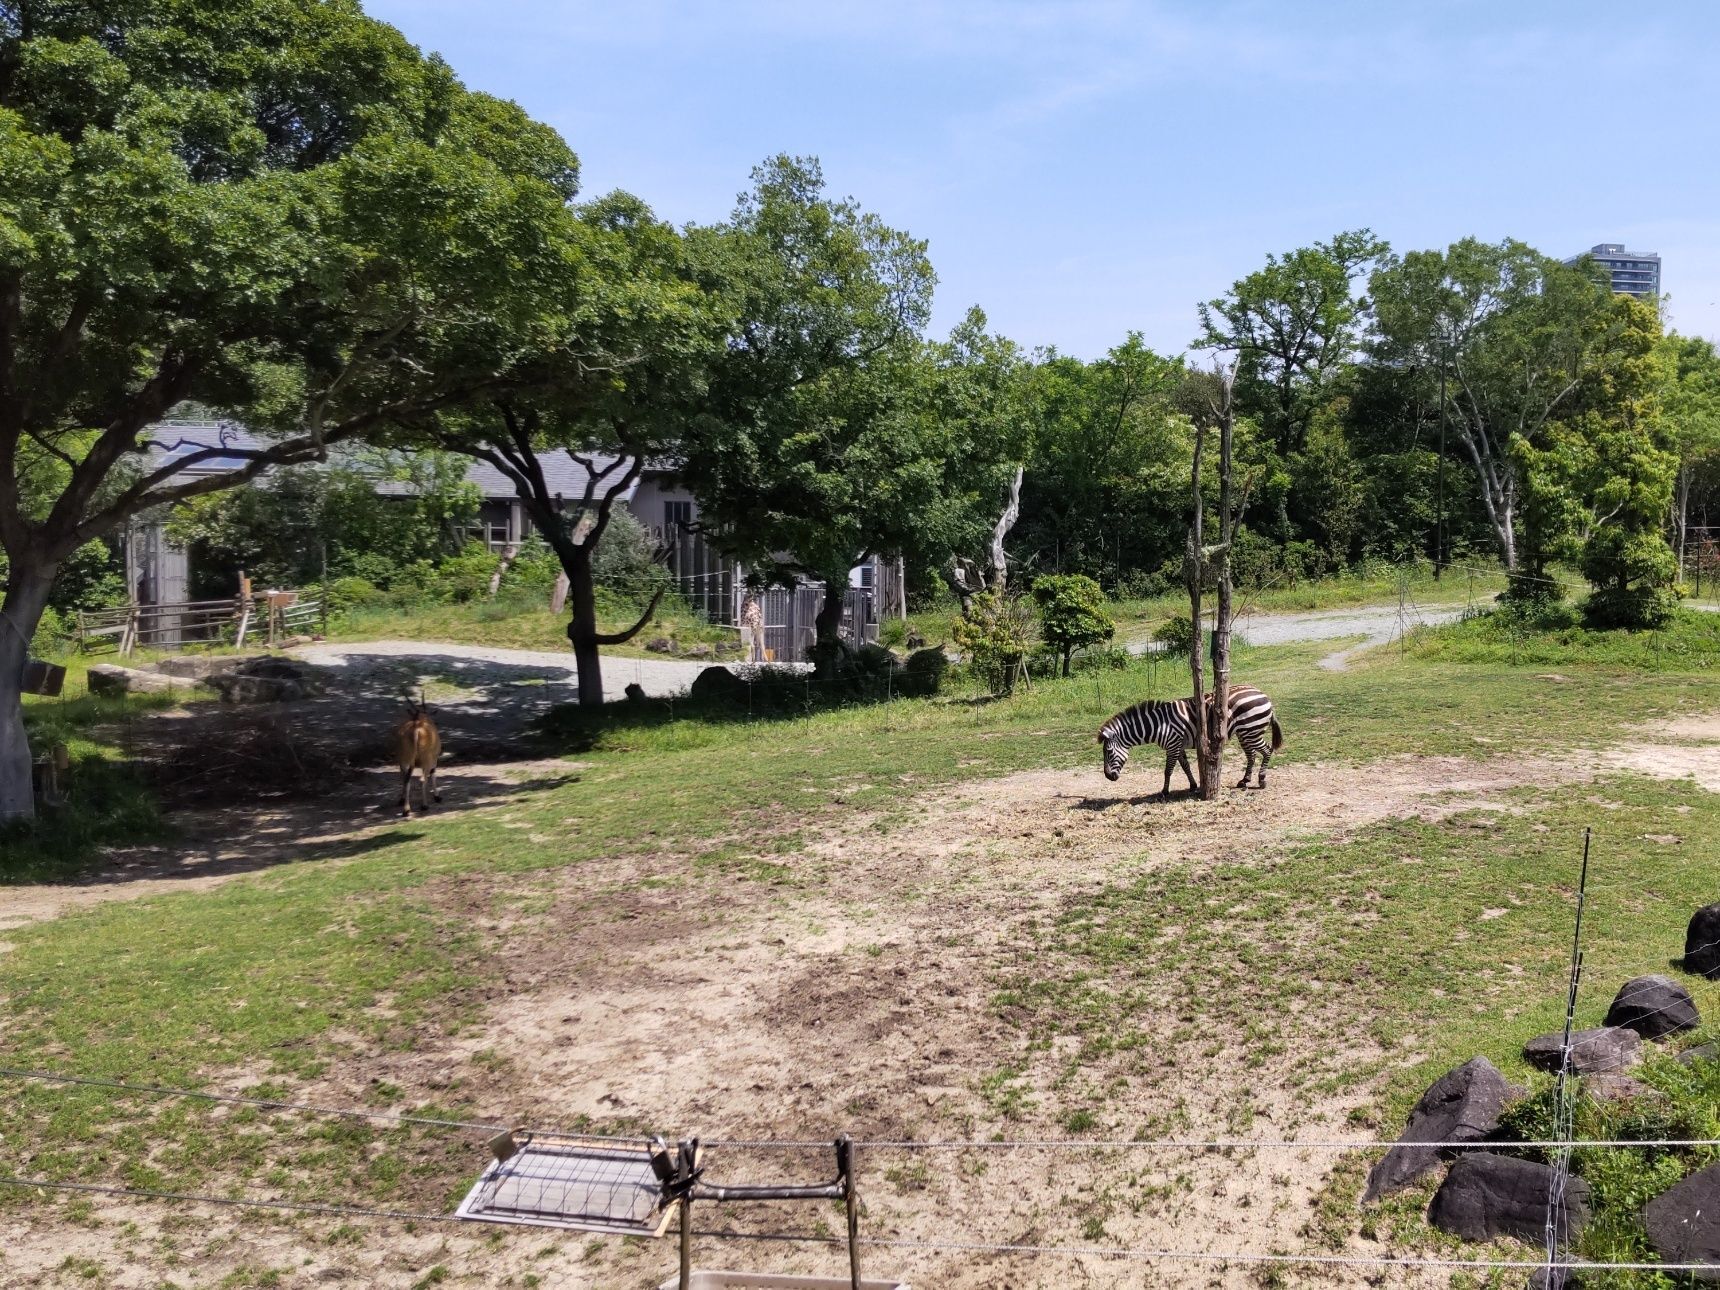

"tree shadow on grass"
[534,672,942,753]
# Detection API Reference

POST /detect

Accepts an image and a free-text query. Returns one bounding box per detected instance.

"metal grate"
[455,1135,671,1236]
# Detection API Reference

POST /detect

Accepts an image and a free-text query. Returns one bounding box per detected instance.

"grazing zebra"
[1098,684,1284,795]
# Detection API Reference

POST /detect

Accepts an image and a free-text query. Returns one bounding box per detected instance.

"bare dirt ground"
[5,638,1719,1288]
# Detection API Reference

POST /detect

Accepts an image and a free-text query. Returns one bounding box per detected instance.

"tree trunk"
[1676,464,1691,579]
[0,566,56,823]
[1061,645,1072,678]
[564,547,606,707]
[813,576,847,677]
[1186,424,1208,799]
[1205,385,1236,801]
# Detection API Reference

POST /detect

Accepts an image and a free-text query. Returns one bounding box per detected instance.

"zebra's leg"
[1177,748,1197,792]
[1258,743,1272,788]
[1160,747,1175,798]
[1236,746,1255,790]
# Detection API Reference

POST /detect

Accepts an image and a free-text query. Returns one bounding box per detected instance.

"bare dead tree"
[946,464,1024,613]
[1187,363,1243,800]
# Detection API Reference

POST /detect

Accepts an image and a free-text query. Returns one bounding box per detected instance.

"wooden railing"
[75,592,324,657]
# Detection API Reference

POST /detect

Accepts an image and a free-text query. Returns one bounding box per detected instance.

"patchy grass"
[998,771,1720,1277]
[329,589,731,658]
[0,637,1715,1255]
[1410,605,1720,671]
[7,658,187,881]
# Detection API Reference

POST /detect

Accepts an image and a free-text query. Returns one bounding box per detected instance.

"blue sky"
[367,0,1720,359]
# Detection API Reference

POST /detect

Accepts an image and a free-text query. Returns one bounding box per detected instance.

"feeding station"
[455,1129,908,1289]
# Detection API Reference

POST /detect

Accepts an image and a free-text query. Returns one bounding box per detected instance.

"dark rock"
[1582,1073,1655,1103]
[1679,1043,1719,1067]
[1524,1026,1641,1074]
[1363,1057,1522,1202]
[199,656,319,704]
[87,664,180,696]
[1529,1268,1583,1289]
[1683,903,1720,979]
[688,666,744,703]
[153,653,267,680]
[1427,1153,1590,1244]
[905,627,926,649]
[1642,1162,1720,1281]
[623,683,647,703]
[644,637,674,655]
[1605,974,1700,1042]
[683,643,713,660]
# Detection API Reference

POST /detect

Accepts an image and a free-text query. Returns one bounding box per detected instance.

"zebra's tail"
[1270,716,1284,751]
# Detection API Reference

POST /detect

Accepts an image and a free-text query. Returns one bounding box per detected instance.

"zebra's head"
[1098,728,1129,781]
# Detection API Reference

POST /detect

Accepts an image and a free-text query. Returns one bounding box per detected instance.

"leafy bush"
[30,606,69,657]
[325,577,383,615]
[877,617,909,649]
[1582,585,1680,631]
[898,646,948,697]
[1152,614,1195,657]
[1499,569,1568,606]
[592,510,669,596]
[1031,574,1115,676]
[952,592,1036,695]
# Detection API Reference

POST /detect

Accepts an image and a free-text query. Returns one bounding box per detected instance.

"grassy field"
[3,612,1719,1286]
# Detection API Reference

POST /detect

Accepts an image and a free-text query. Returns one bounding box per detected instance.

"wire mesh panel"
[455,1135,670,1235]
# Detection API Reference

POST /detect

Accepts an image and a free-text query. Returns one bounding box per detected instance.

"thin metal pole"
[1545,828,1592,1281]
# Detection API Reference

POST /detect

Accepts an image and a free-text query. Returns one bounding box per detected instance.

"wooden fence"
[75,592,324,657]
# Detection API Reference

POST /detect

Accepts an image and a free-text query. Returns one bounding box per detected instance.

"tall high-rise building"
[1564,243,1661,300]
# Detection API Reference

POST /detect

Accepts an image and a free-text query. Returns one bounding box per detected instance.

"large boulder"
[1523,1026,1641,1074]
[1427,1153,1590,1244]
[688,665,744,703]
[1604,974,1700,1042]
[1679,1043,1719,1067]
[1363,1057,1522,1202]
[1642,1162,1720,1282]
[1683,903,1720,979]
[200,656,319,704]
[86,664,179,697]
[153,653,268,680]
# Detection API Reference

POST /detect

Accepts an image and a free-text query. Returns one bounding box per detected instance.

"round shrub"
[1153,614,1195,657]
[326,576,383,615]
[1582,586,1680,631]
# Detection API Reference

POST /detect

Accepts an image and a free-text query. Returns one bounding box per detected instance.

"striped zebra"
[1098,684,1284,795]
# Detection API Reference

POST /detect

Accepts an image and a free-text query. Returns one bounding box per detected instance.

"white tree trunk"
[0,569,56,823]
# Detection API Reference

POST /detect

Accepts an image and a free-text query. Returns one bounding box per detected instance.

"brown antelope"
[394,696,442,816]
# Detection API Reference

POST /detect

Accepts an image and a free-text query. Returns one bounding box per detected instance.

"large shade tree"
[418,191,733,706]
[0,0,587,819]
[678,156,989,670]
[1368,239,1640,573]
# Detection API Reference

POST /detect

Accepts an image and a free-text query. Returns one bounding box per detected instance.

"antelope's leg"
[399,766,413,815]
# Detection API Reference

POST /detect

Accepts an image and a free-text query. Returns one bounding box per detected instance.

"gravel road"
[1131,601,1470,670]
[293,639,738,702]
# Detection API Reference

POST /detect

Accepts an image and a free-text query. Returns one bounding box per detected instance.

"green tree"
[1369,239,1637,573]
[421,191,728,706]
[1195,230,1387,458]
[1015,336,1187,586]
[0,1,584,818]
[680,157,998,673]
[1031,573,1113,676]
[1661,334,1720,572]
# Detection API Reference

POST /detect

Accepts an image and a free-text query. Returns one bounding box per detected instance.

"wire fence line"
[7,1066,1718,1157]
[5,1175,1719,1276]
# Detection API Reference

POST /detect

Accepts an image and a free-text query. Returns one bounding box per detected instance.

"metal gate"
[759,585,876,663]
